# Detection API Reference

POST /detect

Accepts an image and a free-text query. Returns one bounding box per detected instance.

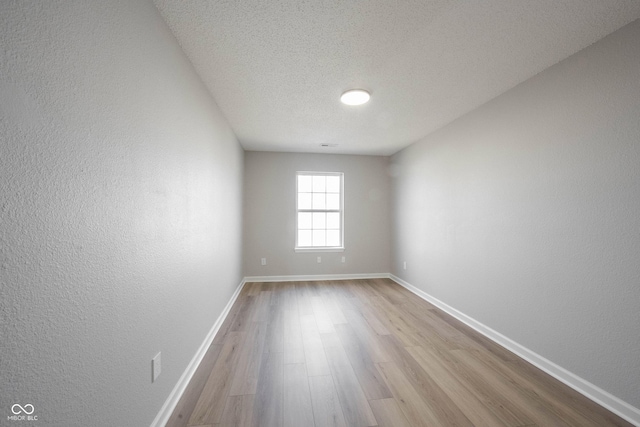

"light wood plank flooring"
[166,279,633,427]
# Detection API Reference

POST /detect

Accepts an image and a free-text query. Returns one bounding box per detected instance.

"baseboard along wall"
[150,279,246,427]
[388,274,640,427]
[243,272,389,283]
[152,273,640,427]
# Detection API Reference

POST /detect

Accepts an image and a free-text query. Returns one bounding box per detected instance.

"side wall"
[0,1,244,426]
[244,152,391,277]
[391,21,640,411]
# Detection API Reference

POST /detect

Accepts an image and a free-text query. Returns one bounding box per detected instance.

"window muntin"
[296,172,343,250]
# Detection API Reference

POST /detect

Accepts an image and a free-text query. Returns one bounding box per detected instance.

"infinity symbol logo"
[11,404,34,415]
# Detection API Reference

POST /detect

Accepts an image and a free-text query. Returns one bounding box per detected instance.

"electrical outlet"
[317,256,322,263]
[341,256,346,263]
[152,352,161,383]
[261,258,267,266]
[403,261,407,270]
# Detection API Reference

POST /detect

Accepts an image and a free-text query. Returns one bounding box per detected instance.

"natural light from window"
[296,172,343,251]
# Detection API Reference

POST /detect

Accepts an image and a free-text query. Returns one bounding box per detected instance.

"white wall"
[244,152,391,277]
[391,20,640,412]
[0,1,243,426]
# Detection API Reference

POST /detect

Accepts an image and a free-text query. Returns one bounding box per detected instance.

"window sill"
[295,247,345,253]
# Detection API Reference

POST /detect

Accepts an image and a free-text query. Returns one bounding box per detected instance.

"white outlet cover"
[152,352,161,383]
[317,256,321,263]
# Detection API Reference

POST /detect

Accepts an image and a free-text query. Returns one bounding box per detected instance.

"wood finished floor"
[166,279,633,427]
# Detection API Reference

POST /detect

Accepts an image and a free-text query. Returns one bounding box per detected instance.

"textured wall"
[391,20,640,409]
[243,152,391,277]
[0,1,243,426]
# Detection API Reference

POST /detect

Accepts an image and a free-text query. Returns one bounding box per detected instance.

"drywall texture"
[244,152,391,276]
[391,20,640,410]
[0,1,243,426]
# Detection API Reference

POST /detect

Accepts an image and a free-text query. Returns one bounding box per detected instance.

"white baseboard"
[150,278,246,427]
[388,274,640,427]
[244,272,388,283]
[150,273,639,427]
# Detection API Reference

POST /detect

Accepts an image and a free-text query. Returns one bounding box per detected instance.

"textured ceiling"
[153,0,640,155]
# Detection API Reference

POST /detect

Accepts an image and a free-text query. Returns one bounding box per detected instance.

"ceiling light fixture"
[340,89,370,106]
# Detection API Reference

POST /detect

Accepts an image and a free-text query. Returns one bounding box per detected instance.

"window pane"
[326,193,340,210]
[296,173,343,249]
[326,230,340,247]
[298,175,312,192]
[312,175,326,192]
[312,212,325,229]
[298,230,312,246]
[312,230,326,246]
[326,176,340,193]
[326,212,340,229]
[312,193,325,209]
[298,212,312,229]
[298,193,311,209]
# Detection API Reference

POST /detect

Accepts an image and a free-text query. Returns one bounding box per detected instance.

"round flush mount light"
[340,89,370,106]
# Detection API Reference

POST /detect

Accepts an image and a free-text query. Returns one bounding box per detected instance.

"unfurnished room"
[1,1,639,426]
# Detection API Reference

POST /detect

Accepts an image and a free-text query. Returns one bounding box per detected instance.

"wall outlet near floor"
[341,256,345,263]
[403,261,407,270]
[152,352,161,383]
[261,257,267,265]
[317,256,321,263]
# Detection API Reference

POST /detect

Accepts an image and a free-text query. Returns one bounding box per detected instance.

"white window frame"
[295,171,344,252]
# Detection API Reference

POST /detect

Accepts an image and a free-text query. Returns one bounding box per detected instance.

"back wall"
[244,152,391,277]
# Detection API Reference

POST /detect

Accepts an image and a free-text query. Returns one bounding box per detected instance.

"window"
[296,172,343,251]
